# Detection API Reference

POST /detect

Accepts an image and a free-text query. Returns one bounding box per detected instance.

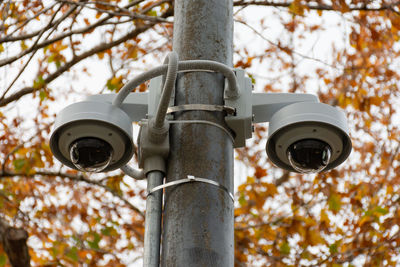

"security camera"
[50,100,134,172]
[266,102,352,173]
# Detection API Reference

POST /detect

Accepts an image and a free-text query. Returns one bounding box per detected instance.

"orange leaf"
[254,167,267,178]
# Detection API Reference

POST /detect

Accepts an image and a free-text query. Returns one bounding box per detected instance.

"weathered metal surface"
[144,171,164,267]
[161,0,234,266]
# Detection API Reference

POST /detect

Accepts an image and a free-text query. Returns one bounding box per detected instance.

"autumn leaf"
[0,254,6,267]
[65,246,78,262]
[13,158,27,172]
[33,75,45,89]
[20,40,28,50]
[328,193,342,213]
[254,166,267,178]
[97,51,105,59]
[280,241,290,255]
[87,232,101,250]
[289,0,307,16]
[329,241,340,254]
[106,76,124,92]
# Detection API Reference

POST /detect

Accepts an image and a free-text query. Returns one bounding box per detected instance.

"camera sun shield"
[50,101,134,172]
[266,102,352,173]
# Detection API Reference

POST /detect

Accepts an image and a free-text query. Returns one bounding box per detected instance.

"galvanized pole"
[162,0,234,266]
[143,171,163,267]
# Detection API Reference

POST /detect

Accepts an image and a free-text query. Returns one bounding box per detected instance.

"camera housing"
[50,101,134,172]
[266,102,352,173]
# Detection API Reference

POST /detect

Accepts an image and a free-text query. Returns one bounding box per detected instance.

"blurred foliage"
[0,0,400,266]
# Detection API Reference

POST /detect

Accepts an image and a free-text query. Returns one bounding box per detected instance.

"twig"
[56,0,171,23]
[0,2,58,41]
[0,2,79,67]
[141,0,171,14]
[0,3,65,102]
[233,1,400,12]
[0,1,171,68]
[0,7,173,107]
[235,197,313,230]
[0,0,12,33]
[68,6,84,58]
[234,19,341,69]
[0,170,145,218]
[1,123,53,173]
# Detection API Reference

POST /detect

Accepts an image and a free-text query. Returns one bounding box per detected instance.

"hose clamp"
[147,175,234,202]
[167,104,236,115]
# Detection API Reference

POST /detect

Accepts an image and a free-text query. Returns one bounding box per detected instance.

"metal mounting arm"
[224,69,320,148]
[251,93,319,123]
[86,93,148,122]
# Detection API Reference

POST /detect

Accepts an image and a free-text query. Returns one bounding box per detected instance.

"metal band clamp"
[168,119,235,142]
[147,175,234,202]
[167,104,236,116]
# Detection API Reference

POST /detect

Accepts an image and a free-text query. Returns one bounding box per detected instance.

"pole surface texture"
[162,0,234,266]
[144,171,164,267]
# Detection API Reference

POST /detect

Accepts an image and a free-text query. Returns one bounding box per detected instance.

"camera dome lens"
[287,139,331,173]
[69,137,113,172]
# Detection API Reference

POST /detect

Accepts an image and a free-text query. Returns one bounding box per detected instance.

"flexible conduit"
[120,164,145,180]
[154,51,178,129]
[112,60,239,108]
[119,54,239,180]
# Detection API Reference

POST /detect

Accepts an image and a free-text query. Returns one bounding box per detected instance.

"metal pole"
[143,171,164,267]
[162,0,234,266]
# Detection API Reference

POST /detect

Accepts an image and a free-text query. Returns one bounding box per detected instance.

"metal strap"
[167,104,236,115]
[168,119,235,142]
[178,69,215,73]
[147,175,234,202]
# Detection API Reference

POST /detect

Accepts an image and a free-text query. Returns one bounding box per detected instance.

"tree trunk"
[0,218,30,267]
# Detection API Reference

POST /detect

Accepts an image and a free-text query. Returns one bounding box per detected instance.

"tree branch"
[141,0,171,14]
[0,0,170,61]
[0,2,79,57]
[234,19,341,69]
[1,123,53,173]
[0,3,65,102]
[0,3,99,44]
[233,1,400,12]
[0,87,34,107]
[0,6,173,107]
[6,2,57,31]
[0,170,145,218]
[56,0,171,23]
[235,197,312,230]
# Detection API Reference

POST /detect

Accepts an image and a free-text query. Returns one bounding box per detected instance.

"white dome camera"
[266,102,352,173]
[50,101,134,172]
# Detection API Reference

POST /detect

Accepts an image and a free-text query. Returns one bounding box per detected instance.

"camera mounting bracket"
[137,119,170,174]
[224,68,320,148]
[83,70,327,154]
[51,58,351,174]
